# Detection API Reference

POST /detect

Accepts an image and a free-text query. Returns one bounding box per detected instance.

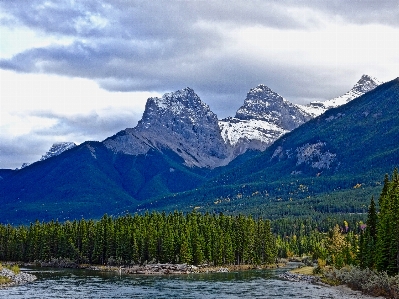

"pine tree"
[375,170,399,275]
[359,197,377,268]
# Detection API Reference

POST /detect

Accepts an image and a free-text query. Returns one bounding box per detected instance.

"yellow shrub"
[0,275,11,284]
[11,265,20,274]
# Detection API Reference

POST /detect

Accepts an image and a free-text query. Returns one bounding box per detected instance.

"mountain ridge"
[219,84,313,154]
[10,75,382,170]
[0,75,395,224]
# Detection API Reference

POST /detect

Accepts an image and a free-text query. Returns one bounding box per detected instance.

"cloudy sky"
[1,0,399,169]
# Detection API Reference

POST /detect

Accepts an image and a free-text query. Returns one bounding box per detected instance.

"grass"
[290,266,315,275]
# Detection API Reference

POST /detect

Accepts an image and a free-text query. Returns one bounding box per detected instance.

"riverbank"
[0,267,36,288]
[98,263,281,275]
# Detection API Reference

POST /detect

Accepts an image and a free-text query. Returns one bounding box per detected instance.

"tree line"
[0,211,276,266]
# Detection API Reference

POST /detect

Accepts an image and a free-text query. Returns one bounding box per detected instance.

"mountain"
[104,87,234,168]
[153,77,399,215]
[219,76,382,155]
[219,84,312,154]
[0,139,211,224]
[0,169,14,181]
[302,74,382,117]
[0,88,230,223]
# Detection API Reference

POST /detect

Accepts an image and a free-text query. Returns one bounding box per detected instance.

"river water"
[0,266,367,299]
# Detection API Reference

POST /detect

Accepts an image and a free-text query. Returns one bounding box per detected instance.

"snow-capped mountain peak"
[219,75,381,155]
[219,84,312,153]
[236,84,286,120]
[139,87,214,129]
[352,74,382,94]
[234,84,312,130]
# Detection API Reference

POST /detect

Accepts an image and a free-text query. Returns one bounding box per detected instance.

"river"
[0,265,373,298]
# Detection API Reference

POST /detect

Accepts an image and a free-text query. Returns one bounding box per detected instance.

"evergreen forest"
[0,212,276,266]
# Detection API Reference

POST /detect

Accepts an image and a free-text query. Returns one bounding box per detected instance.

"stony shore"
[0,268,37,288]
[279,271,385,299]
[84,263,280,275]
[24,259,281,275]
[278,271,321,284]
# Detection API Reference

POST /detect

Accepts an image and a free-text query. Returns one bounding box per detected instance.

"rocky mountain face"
[39,142,77,161]
[219,84,313,154]
[104,88,234,168]
[302,75,382,117]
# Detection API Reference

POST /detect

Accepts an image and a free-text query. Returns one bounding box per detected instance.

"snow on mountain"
[234,84,312,129]
[300,75,382,117]
[219,84,312,154]
[40,142,77,161]
[220,75,382,155]
[104,88,234,168]
[219,118,287,151]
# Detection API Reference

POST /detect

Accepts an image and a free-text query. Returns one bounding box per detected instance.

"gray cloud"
[29,109,143,139]
[1,0,396,106]
[0,136,52,169]
[0,1,320,38]
[306,0,399,26]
